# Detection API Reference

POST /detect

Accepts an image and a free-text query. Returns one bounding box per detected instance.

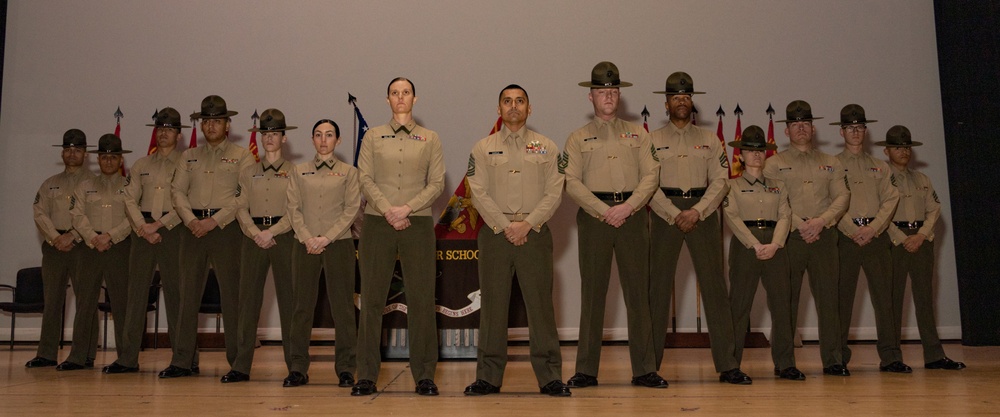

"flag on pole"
[730,104,744,178]
[765,103,777,159]
[113,107,126,176]
[146,109,158,155]
[691,104,699,126]
[641,106,650,132]
[433,117,501,239]
[348,93,369,167]
[188,111,198,148]
[248,109,260,162]
[715,105,726,144]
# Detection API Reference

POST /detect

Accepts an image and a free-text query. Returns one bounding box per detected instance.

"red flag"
[113,109,126,176]
[433,116,501,239]
[641,106,650,132]
[248,110,260,162]
[147,127,158,155]
[766,103,777,159]
[188,114,198,148]
[730,104,744,179]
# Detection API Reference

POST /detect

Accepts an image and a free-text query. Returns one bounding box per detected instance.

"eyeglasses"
[843,125,867,133]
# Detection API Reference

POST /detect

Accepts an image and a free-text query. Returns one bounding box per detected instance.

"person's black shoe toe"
[631,372,669,388]
[221,370,250,383]
[415,379,439,396]
[464,379,501,396]
[103,362,139,374]
[566,372,598,388]
[351,379,377,396]
[282,371,309,387]
[925,357,966,370]
[540,380,571,397]
[778,367,806,381]
[25,357,58,368]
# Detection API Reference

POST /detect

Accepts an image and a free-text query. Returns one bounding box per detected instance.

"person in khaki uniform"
[563,62,667,389]
[284,119,360,388]
[26,129,98,369]
[221,109,297,384]
[104,108,187,374]
[58,134,133,370]
[762,100,850,376]
[463,84,570,397]
[723,125,803,381]
[354,77,445,396]
[831,104,907,373]
[647,72,746,384]
[879,125,965,371]
[160,95,253,379]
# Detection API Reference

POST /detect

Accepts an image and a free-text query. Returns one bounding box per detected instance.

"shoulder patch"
[124,173,132,186]
[466,154,476,177]
[558,150,569,174]
[235,184,242,198]
[719,151,730,168]
[69,195,76,210]
[932,190,940,203]
[34,192,40,204]
[844,175,851,191]
[890,173,897,187]
[651,143,660,162]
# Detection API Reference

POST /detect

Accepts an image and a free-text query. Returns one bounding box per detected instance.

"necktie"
[605,123,626,192]
[507,134,523,213]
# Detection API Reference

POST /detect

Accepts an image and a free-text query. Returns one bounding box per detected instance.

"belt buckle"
[755,218,766,229]
[263,216,273,226]
[682,190,693,199]
[613,192,624,203]
[906,222,918,229]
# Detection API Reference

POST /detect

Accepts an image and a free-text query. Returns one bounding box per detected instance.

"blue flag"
[352,104,369,167]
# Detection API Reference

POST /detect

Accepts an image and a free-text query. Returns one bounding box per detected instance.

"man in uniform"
[160,95,253,378]
[879,125,966,371]
[763,100,850,376]
[26,129,98,368]
[104,108,187,374]
[223,109,296,383]
[562,61,667,389]
[464,84,570,397]
[647,72,746,384]
[59,134,133,370]
[831,104,907,373]
[723,125,803,381]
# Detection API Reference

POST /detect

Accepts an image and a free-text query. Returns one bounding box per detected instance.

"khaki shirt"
[358,119,445,217]
[886,165,940,245]
[649,122,730,224]
[171,140,253,228]
[723,173,791,248]
[34,168,95,243]
[287,156,361,242]
[236,158,293,238]
[124,150,182,232]
[71,174,131,247]
[467,124,564,234]
[563,117,660,218]
[762,147,850,229]
[836,151,899,236]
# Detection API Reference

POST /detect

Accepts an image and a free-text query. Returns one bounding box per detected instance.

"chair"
[98,272,161,351]
[0,267,51,350]
[199,270,222,333]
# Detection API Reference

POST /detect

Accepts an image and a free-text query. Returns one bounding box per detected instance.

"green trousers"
[66,237,131,365]
[37,242,96,361]
[117,225,181,368]
[891,229,946,364]
[476,225,562,387]
[649,198,737,373]
[356,215,437,383]
[575,207,657,377]
[728,228,796,370]
[287,238,357,375]
[231,230,296,374]
[839,231,902,366]
[786,227,843,368]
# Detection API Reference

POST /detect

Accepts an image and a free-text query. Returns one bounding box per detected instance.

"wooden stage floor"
[1,342,994,416]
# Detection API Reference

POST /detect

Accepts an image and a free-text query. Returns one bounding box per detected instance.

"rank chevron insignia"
[558,150,569,174]
[466,154,476,176]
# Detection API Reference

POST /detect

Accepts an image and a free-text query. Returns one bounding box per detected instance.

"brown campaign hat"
[829,104,878,126]
[653,72,706,95]
[146,107,191,128]
[875,125,923,147]
[729,125,777,150]
[776,100,824,123]
[88,133,133,154]
[53,128,93,148]
[578,61,633,88]
[248,108,298,132]
[189,95,239,120]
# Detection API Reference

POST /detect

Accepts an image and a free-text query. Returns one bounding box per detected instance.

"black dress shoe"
[631,372,669,388]
[56,361,86,371]
[778,367,806,381]
[773,367,780,376]
[282,371,309,387]
[337,372,355,387]
[25,357,58,368]
[85,358,95,368]
[464,379,501,396]
[191,363,200,374]
[158,365,193,378]
[103,362,139,374]
[566,372,598,388]
[221,370,250,383]
[540,380,571,397]
[351,379,377,396]
[719,368,753,385]
[823,364,851,376]
[879,361,913,373]
[416,379,439,396]
[925,357,966,370]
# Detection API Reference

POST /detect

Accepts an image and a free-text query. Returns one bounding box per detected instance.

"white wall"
[1,0,957,344]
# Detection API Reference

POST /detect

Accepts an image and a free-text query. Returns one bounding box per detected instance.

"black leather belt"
[894,220,924,229]
[852,217,876,226]
[662,187,706,198]
[192,209,220,219]
[743,220,777,228]
[593,191,633,203]
[56,229,70,235]
[252,216,282,226]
